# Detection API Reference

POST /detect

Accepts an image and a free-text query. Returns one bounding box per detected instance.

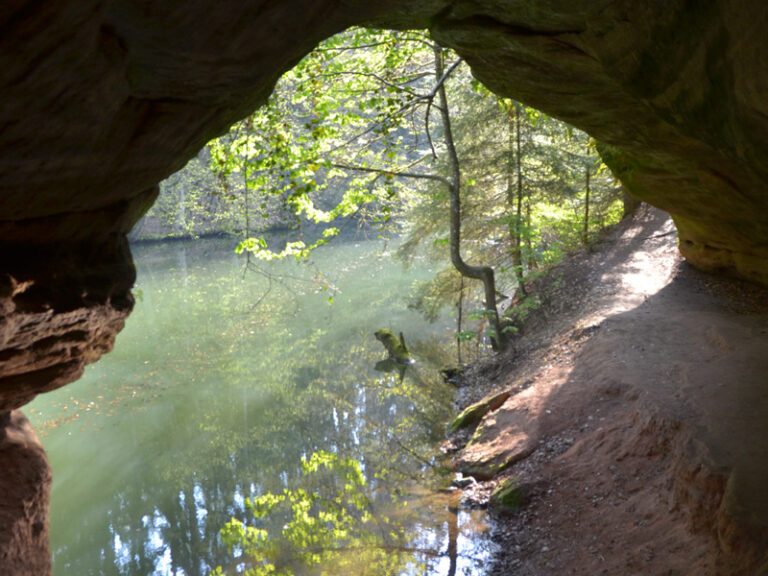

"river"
[28,236,495,576]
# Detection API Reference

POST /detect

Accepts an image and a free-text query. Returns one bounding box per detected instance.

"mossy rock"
[448,390,510,432]
[449,403,489,433]
[455,460,503,481]
[374,329,412,364]
[490,477,524,511]
[466,420,489,446]
[455,448,524,481]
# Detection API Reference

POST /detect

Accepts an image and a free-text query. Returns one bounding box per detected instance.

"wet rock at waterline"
[374,329,413,365]
[449,390,511,432]
[453,385,543,480]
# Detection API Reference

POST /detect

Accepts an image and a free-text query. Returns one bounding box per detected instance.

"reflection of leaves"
[31,237,459,575]
[214,451,408,576]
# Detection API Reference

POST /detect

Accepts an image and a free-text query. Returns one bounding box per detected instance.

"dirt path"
[448,206,768,575]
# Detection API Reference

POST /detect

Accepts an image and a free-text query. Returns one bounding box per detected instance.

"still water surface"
[28,236,495,576]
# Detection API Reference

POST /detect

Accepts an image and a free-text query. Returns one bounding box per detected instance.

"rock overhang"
[1,0,767,403]
[1,3,767,572]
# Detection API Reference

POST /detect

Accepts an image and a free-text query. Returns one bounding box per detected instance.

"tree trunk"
[177,185,186,235]
[583,164,590,243]
[506,102,527,297]
[446,495,459,576]
[622,188,640,218]
[526,199,536,270]
[456,275,464,364]
[433,45,505,351]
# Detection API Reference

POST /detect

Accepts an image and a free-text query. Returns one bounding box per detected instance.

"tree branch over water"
[330,162,451,187]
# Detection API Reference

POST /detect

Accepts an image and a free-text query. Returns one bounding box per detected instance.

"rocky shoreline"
[445,206,768,575]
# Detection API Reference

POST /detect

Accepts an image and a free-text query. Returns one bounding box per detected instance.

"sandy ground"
[446,206,768,575]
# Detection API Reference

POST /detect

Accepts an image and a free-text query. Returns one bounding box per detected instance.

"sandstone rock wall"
[1,3,767,572]
[0,240,135,411]
[0,410,51,576]
[2,1,767,282]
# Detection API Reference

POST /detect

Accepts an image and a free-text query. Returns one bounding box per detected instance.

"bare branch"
[313,41,391,53]
[423,56,463,159]
[432,58,463,95]
[331,162,450,187]
[314,70,428,97]
[326,59,461,155]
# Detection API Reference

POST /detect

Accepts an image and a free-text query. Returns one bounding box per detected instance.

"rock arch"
[1,1,767,572]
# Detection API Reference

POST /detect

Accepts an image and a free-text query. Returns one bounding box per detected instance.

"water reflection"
[374,359,410,383]
[28,237,496,575]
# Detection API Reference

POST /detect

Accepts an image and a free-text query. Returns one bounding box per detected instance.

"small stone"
[453,473,477,488]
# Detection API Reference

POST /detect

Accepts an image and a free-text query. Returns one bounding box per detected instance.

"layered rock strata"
[0,239,135,410]
[0,410,52,576]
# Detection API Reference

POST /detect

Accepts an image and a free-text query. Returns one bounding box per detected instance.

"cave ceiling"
[1,0,767,405]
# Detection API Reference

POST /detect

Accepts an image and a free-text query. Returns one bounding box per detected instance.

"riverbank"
[448,206,768,575]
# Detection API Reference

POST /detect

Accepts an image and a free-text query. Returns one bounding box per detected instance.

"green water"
[28,236,494,576]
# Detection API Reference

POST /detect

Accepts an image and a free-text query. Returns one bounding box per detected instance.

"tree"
[432,45,506,351]
[400,75,625,340]
[210,29,510,349]
[209,28,433,262]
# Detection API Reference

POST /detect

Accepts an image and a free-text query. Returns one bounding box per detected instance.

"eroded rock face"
[0,238,135,411]
[0,238,133,573]
[2,0,767,282]
[0,410,52,575]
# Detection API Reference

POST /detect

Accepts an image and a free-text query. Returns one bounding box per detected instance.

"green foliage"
[235,228,340,261]
[131,152,243,240]
[212,451,408,576]
[507,293,542,325]
[400,73,624,328]
[456,330,477,343]
[208,28,441,259]
[145,26,625,346]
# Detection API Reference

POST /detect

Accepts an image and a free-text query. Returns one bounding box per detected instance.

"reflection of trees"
[446,495,459,576]
[49,332,457,575]
[214,451,412,576]
[42,238,472,575]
